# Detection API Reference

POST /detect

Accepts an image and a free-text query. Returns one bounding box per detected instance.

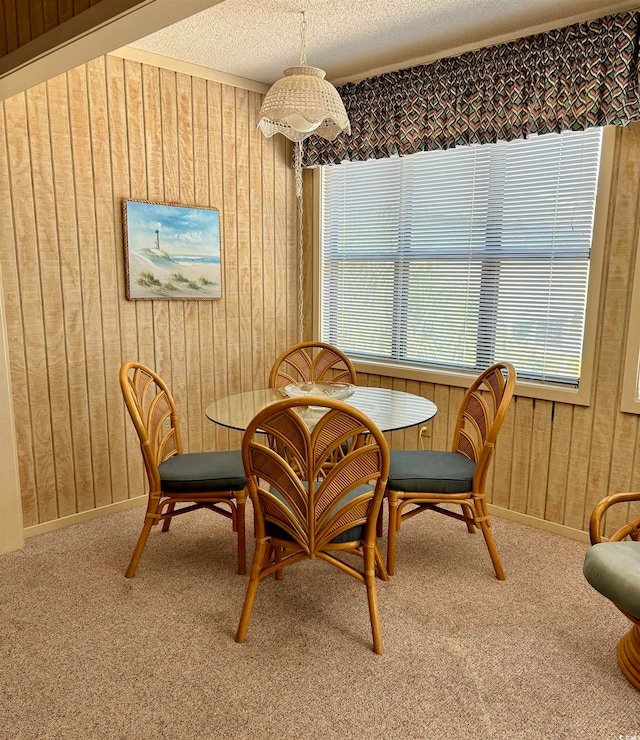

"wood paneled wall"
[0,0,106,56]
[2,54,640,539]
[346,124,640,537]
[0,56,297,527]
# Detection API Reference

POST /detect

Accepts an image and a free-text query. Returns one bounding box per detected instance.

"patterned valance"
[303,11,640,166]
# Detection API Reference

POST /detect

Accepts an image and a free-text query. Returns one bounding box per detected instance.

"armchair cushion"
[159,451,246,493]
[583,541,640,620]
[387,450,477,494]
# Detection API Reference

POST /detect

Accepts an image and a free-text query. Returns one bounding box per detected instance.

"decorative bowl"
[283,381,355,401]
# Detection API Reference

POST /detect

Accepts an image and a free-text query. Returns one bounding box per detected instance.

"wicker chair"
[583,491,640,689]
[385,362,516,579]
[269,341,356,388]
[120,362,247,578]
[235,396,390,654]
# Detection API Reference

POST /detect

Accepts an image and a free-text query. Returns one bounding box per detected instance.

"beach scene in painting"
[124,200,221,299]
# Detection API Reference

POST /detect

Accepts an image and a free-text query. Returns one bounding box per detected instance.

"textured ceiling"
[129,0,638,85]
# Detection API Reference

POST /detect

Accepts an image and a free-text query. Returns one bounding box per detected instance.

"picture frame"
[122,199,222,300]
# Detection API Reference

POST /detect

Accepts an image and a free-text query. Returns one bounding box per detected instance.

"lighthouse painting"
[123,199,222,300]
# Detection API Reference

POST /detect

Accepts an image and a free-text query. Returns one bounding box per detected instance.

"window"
[319,128,609,395]
[621,231,640,413]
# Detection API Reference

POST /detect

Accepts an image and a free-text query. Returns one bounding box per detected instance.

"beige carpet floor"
[0,505,637,739]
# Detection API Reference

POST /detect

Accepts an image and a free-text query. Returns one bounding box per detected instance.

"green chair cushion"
[158,451,246,493]
[387,450,476,494]
[583,541,640,620]
[266,483,374,544]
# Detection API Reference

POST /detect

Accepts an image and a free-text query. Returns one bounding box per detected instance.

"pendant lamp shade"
[257,65,351,143]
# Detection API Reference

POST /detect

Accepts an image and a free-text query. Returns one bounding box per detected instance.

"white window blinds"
[320,128,603,386]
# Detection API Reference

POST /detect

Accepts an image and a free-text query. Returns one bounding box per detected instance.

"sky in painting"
[126,200,220,257]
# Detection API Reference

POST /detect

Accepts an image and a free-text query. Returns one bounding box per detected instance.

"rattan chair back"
[269,341,357,388]
[243,397,387,553]
[452,362,516,485]
[120,362,182,491]
[385,361,516,580]
[119,361,247,578]
[236,397,390,653]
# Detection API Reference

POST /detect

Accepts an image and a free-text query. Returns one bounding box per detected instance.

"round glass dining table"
[205,386,437,433]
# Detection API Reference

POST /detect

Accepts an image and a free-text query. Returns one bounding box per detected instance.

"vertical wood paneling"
[28,0,45,38]
[274,135,289,357]
[26,82,75,517]
[563,405,595,529]
[447,387,464,444]
[87,57,128,504]
[432,385,450,451]
[207,80,229,453]
[0,57,296,525]
[3,0,19,54]
[47,72,94,513]
[544,403,573,523]
[133,64,156,371]
[221,84,242,451]
[507,398,533,512]
[57,0,73,23]
[262,127,276,388]
[4,92,54,524]
[286,147,297,344]
[67,64,110,510]
[526,399,553,519]
[0,4,7,57]
[0,0,108,57]
[390,376,406,450]
[15,0,31,46]
[4,62,640,537]
[249,92,265,388]
[43,0,59,31]
[177,72,202,455]
[107,55,143,499]
[0,101,38,523]
[192,76,214,452]
[490,403,515,507]
[235,88,252,393]
[157,68,179,417]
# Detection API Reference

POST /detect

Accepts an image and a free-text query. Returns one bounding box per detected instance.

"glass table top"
[205,385,437,433]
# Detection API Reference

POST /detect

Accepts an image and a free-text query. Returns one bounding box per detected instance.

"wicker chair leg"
[461,503,475,533]
[374,544,389,581]
[125,516,155,578]
[236,497,246,575]
[478,518,505,580]
[376,504,384,537]
[161,502,176,532]
[274,546,284,581]
[236,539,268,643]
[364,544,384,655]
[617,623,640,690]
[386,491,399,576]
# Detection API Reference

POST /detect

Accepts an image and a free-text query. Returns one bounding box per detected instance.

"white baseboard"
[23,496,147,539]
[487,504,590,544]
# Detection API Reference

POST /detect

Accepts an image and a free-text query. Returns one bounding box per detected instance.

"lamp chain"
[299,11,307,66]
[297,144,305,342]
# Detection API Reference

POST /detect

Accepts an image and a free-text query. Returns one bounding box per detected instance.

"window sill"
[350,358,591,406]
[620,396,640,415]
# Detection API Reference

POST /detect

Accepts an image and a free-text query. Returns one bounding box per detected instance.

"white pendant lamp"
[257,64,351,144]
[257,12,350,343]
[257,11,351,195]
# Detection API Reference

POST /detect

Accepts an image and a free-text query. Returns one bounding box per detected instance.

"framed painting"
[122,199,222,300]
